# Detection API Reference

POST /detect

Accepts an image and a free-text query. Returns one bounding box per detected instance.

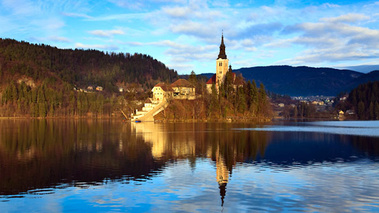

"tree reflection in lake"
[132,122,270,206]
[0,119,163,195]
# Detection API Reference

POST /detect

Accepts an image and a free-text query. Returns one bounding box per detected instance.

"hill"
[233,66,365,96]
[345,65,379,73]
[0,38,178,92]
[345,71,379,89]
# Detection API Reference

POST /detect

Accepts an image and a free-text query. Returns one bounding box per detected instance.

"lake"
[1,119,379,212]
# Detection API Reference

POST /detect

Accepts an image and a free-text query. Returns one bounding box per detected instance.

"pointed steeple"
[217,32,227,59]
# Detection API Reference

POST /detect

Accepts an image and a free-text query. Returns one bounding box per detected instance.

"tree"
[209,83,219,118]
[369,102,375,120]
[348,81,379,120]
[188,70,197,88]
[358,101,365,120]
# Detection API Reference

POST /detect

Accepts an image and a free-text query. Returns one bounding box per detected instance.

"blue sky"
[1,0,379,74]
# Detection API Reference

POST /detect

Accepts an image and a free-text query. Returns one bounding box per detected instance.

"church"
[206,33,243,93]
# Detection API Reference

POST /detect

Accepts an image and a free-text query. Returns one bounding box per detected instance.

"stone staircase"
[131,98,168,122]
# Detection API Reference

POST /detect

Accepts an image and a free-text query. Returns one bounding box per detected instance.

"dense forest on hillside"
[0,38,178,117]
[158,72,272,121]
[234,66,363,96]
[0,38,178,90]
[347,81,379,120]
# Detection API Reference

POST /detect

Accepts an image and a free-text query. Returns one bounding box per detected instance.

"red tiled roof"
[206,74,216,84]
[171,79,195,88]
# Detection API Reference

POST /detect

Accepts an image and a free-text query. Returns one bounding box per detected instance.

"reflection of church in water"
[131,123,231,206]
[215,147,229,206]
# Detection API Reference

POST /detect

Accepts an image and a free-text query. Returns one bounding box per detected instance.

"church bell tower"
[216,33,229,86]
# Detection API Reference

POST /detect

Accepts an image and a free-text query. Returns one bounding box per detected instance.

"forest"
[347,81,379,120]
[0,38,177,117]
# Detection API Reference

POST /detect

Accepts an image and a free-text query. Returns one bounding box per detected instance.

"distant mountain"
[200,65,379,96]
[344,65,379,73]
[346,70,379,89]
[235,66,364,96]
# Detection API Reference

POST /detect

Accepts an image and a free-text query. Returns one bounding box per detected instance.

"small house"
[170,79,196,99]
[152,83,173,102]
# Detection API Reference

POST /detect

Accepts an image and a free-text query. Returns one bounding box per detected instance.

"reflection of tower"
[216,147,229,207]
[131,123,196,159]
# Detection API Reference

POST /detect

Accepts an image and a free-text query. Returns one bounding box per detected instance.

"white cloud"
[162,6,190,18]
[1,0,41,16]
[168,63,194,72]
[320,3,340,9]
[320,13,370,23]
[49,36,71,43]
[62,12,92,19]
[29,36,71,43]
[278,45,379,66]
[170,21,216,38]
[75,43,119,50]
[88,13,147,21]
[89,29,125,38]
[108,0,186,10]
[276,10,379,66]
[264,38,294,48]
[210,0,230,8]
[108,0,144,9]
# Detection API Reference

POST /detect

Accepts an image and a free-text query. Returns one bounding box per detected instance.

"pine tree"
[237,87,247,114]
[257,83,267,116]
[358,101,365,120]
[210,83,219,118]
[38,102,47,117]
[188,71,197,87]
[250,80,259,115]
[369,102,375,120]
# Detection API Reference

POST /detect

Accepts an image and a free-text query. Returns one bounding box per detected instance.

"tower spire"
[218,31,227,59]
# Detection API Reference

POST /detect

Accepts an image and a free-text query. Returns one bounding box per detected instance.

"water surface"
[0,120,378,212]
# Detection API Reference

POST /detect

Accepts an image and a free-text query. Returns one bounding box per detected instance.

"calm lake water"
[1,119,379,212]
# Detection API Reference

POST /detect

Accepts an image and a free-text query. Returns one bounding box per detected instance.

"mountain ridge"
[199,65,379,96]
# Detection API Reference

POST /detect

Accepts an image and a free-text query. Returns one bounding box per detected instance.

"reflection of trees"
[132,123,271,169]
[133,122,271,206]
[350,136,379,157]
[0,119,163,195]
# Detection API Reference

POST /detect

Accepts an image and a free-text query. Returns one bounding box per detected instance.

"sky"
[1,0,379,74]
